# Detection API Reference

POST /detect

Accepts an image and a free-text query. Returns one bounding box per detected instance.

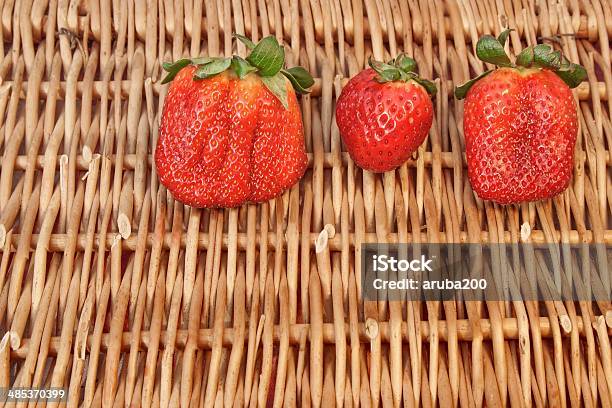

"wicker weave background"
[0,0,610,406]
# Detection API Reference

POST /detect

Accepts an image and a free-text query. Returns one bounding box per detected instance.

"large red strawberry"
[335,55,436,172]
[155,35,313,208]
[456,30,586,204]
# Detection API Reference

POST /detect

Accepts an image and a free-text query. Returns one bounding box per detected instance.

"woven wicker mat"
[0,0,610,406]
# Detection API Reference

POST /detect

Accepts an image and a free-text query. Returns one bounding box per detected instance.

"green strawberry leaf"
[161,58,193,84]
[261,73,289,108]
[515,45,535,67]
[555,63,587,88]
[369,57,402,83]
[162,58,191,73]
[476,35,512,67]
[454,70,493,99]
[247,35,285,77]
[517,44,562,70]
[460,31,587,100]
[194,57,231,79]
[369,57,398,73]
[394,53,417,73]
[231,55,258,79]
[233,33,256,50]
[369,55,436,96]
[515,43,586,88]
[375,68,402,83]
[496,28,514,47]
[281,66,314,94]
[532,44,563,70]
[190,57,214,65]
[160,34,314,91]
[412,76,437,96]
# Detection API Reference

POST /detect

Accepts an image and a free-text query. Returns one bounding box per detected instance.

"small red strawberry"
[455,30,586,204]
[155,34,314,208]
[335,55,436,172]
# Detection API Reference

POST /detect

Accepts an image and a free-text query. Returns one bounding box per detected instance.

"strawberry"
[155,34,314,208]
[455,30,586,204]
[335,55,436,172]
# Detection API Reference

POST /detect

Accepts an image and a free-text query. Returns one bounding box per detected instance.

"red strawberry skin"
[463,68,578,204]
[335,68,433,172]
[155,65,308,208]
